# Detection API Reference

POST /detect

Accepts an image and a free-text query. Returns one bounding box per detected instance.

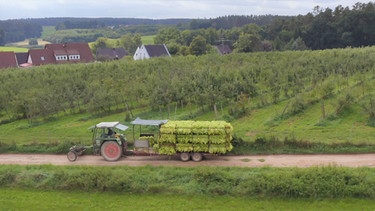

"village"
[0,41,232,69]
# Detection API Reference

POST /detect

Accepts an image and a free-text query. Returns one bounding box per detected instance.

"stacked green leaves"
[139,136,155,146]
[155,121,233,155]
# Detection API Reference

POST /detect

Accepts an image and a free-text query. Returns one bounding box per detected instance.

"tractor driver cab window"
[107,128,116,136]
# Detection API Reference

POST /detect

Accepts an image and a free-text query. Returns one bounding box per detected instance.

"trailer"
[131,118,233,162]
[67,118,233,162]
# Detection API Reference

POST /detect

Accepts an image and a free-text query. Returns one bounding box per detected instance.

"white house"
[133,44,171,60]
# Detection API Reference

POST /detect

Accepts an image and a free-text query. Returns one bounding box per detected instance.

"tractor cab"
[67,121,129,162]
[90,122,129,157]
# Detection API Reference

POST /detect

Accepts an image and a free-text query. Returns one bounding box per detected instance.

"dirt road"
[1,153,375,167]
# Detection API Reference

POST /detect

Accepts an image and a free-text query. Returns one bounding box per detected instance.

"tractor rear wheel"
[180,152,190,162]
[67,150,77,162]
[101,141,122,161]
[191,153,203,162]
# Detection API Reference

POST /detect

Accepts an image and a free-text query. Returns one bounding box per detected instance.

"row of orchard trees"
[0,47,374,124]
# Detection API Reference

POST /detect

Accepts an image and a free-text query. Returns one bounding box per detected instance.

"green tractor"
[67,122,129,162]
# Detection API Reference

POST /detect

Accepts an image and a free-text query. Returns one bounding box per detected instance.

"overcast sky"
[0,0,366,20]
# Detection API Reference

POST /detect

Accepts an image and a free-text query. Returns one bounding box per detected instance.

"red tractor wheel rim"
[104,142,120,159]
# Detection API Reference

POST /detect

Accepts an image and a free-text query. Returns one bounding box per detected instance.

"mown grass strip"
[1,188,375,210]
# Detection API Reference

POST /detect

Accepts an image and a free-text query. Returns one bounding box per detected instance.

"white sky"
[0,0,366,20]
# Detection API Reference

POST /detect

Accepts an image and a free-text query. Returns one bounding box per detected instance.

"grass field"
[1,26,53,50]
[6,38,50,48]
[141,35,155,44]
[0,46,28,52]
[1,188,374,210]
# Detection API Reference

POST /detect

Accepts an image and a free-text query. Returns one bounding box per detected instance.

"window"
[69,55,80,60]
[41,56,45,61]
[55,55,68,61]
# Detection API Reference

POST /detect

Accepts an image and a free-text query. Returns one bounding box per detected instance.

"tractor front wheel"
[101,141,122,162]
[67,150,77,162]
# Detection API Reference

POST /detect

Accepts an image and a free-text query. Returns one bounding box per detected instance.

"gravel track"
[1,153,375,167]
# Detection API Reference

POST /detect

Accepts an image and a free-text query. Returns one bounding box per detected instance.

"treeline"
[271,2,375,50]
[0,18,189,45]
[192,15,289,29]
[55,20,105,30]
[43,29,114,44]
[0,47,374,125]
[28,17,192,27]
[153,2,375,54]
[0,19,42,45]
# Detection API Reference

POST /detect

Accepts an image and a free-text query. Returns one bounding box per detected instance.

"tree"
[120,34,138,54]
[234,33,262,53]
[133,34,142,47]
[0,28,4,46]
[284,37,309,51]
[154,27,180,44]
[167,41,180,55]
[189,35,207,56]
[180,30,194,46]
[178,46,190,56]
[91,37,109,54]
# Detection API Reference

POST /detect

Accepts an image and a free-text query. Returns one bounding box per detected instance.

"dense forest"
[0,20,42,45]
[151,2,375,54]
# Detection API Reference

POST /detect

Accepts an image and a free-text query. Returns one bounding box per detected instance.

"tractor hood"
[89,122,129,131]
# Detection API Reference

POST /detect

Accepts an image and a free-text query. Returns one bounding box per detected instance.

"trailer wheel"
[101,141,122,162]
[180,152,190,162]
[67,150,77,162]
[191,153,203,162]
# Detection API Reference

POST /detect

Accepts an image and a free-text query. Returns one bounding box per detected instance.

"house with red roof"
[27,42,94,66]
[1,43,95,69]
[45,43,94,63]
[27,48,56,66]
[0,52,18,69]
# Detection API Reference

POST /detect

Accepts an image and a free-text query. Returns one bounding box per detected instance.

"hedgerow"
[0,165,374,198]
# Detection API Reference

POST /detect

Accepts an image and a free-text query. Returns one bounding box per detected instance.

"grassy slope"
[233,98,374,144]
[0,47,374,148]
[1,90,373,146]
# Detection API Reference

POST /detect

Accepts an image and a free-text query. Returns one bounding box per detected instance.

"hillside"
[0,47,374,153]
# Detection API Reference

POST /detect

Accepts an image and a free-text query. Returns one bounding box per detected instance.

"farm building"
[133,44,171,60]
[26,43,95,66]
[0,52,18,69]
[96,48,128,61]
[216,44,232,55]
